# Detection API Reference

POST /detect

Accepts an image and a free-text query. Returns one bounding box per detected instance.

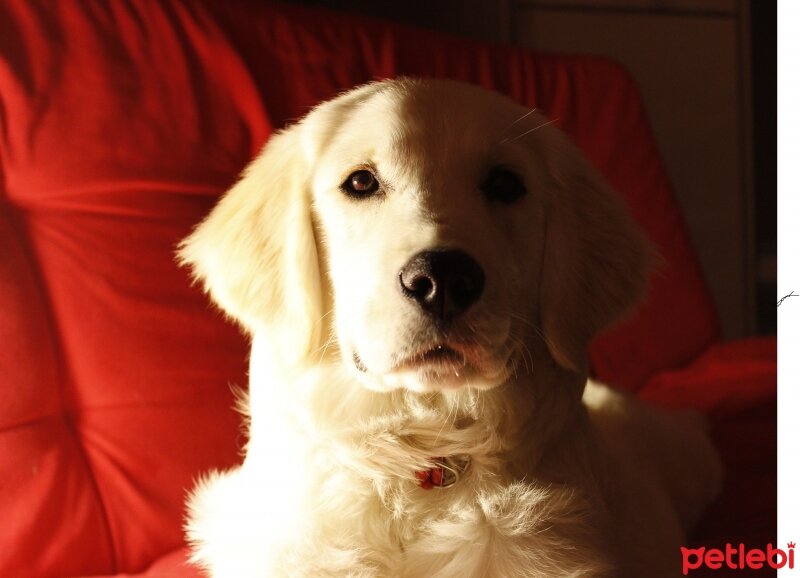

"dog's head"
[179,79,650,393]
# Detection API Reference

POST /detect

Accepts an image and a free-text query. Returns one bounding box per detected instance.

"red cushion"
[95,548,201,578]
[0,2,253,574]
[0,1,730,576]
[639,337,777,576]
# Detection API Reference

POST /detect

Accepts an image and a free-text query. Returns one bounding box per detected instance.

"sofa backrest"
[0,1,717,575]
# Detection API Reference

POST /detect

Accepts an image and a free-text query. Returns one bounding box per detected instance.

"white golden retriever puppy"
[180,78,722,577]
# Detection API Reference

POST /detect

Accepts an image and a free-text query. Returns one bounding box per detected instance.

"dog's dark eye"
[482,167,526,204]
[342,169,380,198]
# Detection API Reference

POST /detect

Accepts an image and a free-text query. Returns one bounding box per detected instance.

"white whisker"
[500,118,560,145]
[501,108,538,136]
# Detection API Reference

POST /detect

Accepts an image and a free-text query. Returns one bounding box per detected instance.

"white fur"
[179,79,722,577]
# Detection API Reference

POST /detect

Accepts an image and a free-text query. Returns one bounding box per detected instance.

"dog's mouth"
[353,344,466,374]
[349,321,516,392]
[396,344,466,372]
[387,341,496,392]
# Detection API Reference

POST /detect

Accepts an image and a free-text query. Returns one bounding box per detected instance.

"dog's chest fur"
[210,347,616,578]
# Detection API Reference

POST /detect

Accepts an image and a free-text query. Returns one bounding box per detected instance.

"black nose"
[399,249,485,324]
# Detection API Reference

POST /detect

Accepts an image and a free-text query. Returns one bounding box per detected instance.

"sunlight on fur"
[179,78,723,577]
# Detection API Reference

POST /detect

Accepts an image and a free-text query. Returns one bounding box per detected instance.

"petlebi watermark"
[681,542,795,574]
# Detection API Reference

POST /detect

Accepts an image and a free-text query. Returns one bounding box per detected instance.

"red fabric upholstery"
[640,338,777,577]
[0,1,773,576]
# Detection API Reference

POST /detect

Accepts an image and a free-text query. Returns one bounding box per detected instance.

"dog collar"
[415,455,471,490]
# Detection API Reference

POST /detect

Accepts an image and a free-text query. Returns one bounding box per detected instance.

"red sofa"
[0,1,775,576]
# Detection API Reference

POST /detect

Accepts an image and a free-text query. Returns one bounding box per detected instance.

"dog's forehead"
[357,81,527,150]
[306,80,540,185]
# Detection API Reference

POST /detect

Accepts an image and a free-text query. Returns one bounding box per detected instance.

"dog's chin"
[382,365,503,393]
[348,344,512,393]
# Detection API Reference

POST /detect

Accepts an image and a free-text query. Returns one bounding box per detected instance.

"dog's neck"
[244,334,588,484]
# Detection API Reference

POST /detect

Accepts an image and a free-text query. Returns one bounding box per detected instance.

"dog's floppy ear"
[536,131,651,374]
[178,128,322,365]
